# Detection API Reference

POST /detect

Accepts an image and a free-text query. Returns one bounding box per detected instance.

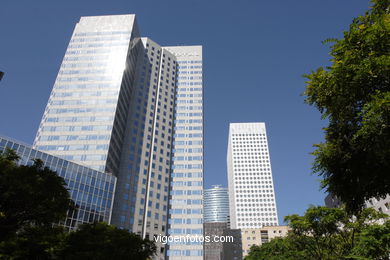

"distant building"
[324,193,343,208]
[203,185,229,259]
[241,225,291,257]
[204,185,229,223]
[366,195,390,215]
[325,193,390,216]
[0,135,116,231]
[227,122,278,229]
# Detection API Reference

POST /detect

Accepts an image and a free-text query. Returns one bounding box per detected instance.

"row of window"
[40,125,112,132]
[71,35,129,43]
[68,41,129,49]
[177,81,202,86]
[171,181,203,186]
[169,208,202,215]
[64,54,109,61]
[38,134,110,141]
[172,164,202,169]
[54,82,117,90]
[170,189,202,195]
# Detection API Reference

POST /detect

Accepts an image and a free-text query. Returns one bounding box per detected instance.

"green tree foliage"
[350,220,390,259]
[0,149,157,259]
[0,226,65,260]
[304,0,390,212]
[245,206,389,260]
[245,237,302,260]
[0,149,72,241]
[56,222,156,260]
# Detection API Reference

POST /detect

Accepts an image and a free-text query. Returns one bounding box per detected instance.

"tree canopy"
[304,0,390,212]
[0,149,72,241]
[245,206,390,260]
[0,149,156,259]
[56,222,156,260]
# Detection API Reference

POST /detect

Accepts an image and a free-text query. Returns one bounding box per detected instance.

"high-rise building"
[203,185,229,260]
[204,185,229,223]
[0,135,116,231]
[164,45,204,259]
[32,14,203,259]
[227,122,278,229]
[34,15,140,174]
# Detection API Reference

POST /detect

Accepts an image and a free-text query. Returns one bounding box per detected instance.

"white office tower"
[164,46,204,259]
[227,122,278,229]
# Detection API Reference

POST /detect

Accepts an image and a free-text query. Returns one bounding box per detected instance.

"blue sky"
[0,0,370,223]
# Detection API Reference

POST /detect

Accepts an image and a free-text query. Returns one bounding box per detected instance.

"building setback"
[31,14,203,259]
[227,122,278,229]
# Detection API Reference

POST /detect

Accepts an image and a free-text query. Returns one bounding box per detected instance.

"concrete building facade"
[241,226,291,257]
[227,122,278,229]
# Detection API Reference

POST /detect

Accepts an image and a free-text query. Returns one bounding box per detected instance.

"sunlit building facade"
[227,122,278,229]
[164,46,204,259]
[32,14,203,259]
[34,14,140,174]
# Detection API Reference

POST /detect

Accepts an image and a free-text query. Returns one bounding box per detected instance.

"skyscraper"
[204,185,229,223]
[32,14,203,259]
[203,185,229,260]
[164,46,204,259]
[34,15,140,174]
[227,122,278,229]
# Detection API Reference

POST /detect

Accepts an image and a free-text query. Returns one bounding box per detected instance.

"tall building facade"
[164,46,204,259]
[204,185,229,223]
[32,15,203,259]
[34,15,140,174]
[203,185,229,260]
[227,122,278,229]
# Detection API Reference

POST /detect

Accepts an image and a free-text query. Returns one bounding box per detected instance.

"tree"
[350,220,390,259]
[56,222,156,260]
[245,206,389,260]
[0,149,72,241]
[245,237,303,260]
[0,226,65,260]
[303,0,390,212]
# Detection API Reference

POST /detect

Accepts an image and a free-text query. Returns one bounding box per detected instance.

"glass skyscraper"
[204,185,229,223]
[32,14,203,259]
[34,15,140,174]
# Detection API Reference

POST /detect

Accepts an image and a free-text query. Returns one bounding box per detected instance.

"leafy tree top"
[0,148,73,241]
[304,0,390,212]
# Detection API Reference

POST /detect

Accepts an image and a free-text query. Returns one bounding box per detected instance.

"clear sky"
[0,0,370,223]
